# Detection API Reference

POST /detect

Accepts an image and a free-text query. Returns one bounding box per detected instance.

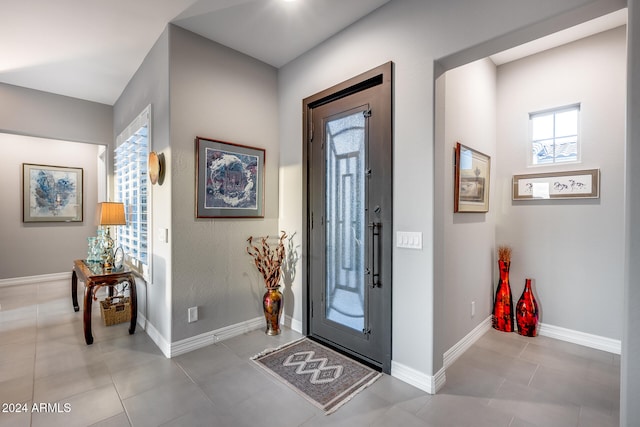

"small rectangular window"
[529,104,580,165]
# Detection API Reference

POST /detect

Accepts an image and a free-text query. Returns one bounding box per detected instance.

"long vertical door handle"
[368,222,381,288]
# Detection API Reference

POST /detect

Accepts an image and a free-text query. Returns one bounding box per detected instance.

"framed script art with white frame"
[512,169,600,200]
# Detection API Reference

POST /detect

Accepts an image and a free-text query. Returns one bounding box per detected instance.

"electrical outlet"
[471,301,476,317]
[188,306,198,323]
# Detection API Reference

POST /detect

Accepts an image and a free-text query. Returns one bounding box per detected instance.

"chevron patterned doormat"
[251,338,381,414]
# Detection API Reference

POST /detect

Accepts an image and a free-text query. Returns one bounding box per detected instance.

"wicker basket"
[100,296,131,326]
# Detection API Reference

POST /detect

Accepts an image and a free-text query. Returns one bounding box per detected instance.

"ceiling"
[0,1,626,106]
[0,0,390,105]
[490,8,627,65]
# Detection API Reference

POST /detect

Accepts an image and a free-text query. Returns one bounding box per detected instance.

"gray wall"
[113,28,171,344]
[0,83,112,145]
[623,0,640,424]
[277,0,626,384]
[168,26,279,342]
[495,27,626,340]
[0,134,101,278]
[435,58,497,356]
[0,83,112,279]
[112,24,280,348]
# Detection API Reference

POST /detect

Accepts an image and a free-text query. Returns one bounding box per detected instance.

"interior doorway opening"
[433,5,627,389]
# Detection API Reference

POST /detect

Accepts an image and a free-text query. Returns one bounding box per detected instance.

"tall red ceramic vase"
[516,278,539,337]
[492,260,514,332]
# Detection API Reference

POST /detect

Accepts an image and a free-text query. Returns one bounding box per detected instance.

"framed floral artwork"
[23,163,83,222]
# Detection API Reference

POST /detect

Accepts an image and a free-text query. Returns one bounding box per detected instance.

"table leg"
[83,283,94,345]
[128,276,137,335]
[71,269,79,312]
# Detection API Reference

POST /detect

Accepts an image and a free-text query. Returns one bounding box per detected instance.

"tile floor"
[0,279,620,426]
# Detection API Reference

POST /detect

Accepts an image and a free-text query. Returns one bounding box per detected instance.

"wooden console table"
[71,259,137,345]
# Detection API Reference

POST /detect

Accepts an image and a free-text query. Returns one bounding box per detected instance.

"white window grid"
[114,106,150,279]
[529,103,580,166]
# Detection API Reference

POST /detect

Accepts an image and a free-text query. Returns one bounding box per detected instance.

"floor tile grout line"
[517,340,529,359]
[106,347,133,427]
[173,358,198,386]
[30,282,41,427]
[487,377,507,409]
[526,363,540,388]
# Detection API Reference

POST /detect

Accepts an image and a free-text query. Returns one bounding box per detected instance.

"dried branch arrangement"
[498,245,512,263]
[246,231,287,290]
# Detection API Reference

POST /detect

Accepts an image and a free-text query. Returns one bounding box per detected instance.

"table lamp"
[97,202,126,270]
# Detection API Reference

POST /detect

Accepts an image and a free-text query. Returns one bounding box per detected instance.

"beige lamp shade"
[97,202,126,226]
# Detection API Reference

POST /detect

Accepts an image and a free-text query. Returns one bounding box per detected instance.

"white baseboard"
[169,316,264,357]
[126,314,293,359]
[390,317,490,395]
[433,366,446,393]
[136,311,147,331]
[283,315,303,333]
[443,316,492,368]
[538,322,621,355]
[211,316,264,343]
[141,315,172,358]
[0,272,71,287]
[170,330,217,358]
[391,361,441,394]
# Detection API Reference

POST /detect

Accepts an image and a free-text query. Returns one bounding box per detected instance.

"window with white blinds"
[115,105,150,279]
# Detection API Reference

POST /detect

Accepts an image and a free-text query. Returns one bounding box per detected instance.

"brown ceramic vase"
[263,288,283,336]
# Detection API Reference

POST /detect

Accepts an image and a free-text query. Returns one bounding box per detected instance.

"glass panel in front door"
[325,111,366,332]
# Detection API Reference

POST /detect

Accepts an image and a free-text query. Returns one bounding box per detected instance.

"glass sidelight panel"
[325,111,366,331]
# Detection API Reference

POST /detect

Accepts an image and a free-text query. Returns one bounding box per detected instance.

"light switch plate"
[188,306,198,323]
[396,231,423,249]
[158,228,168,243]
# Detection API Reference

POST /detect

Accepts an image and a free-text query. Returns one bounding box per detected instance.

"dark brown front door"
[304,62,392,372]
